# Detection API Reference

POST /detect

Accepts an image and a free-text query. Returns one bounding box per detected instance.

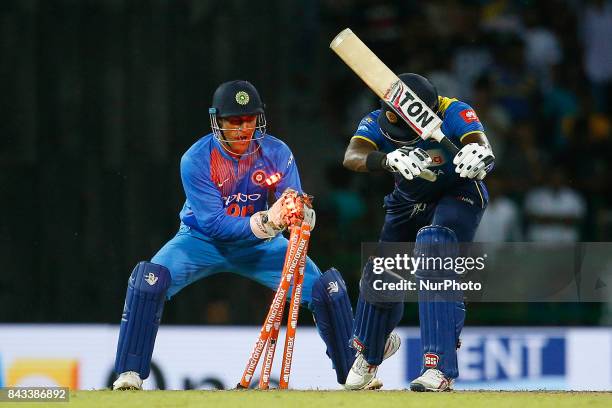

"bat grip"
[440,136,460,155]
[431,127,460,155]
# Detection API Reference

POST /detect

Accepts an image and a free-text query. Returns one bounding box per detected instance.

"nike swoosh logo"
[217,178,229,187]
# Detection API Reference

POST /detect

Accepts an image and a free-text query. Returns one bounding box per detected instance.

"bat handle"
[440,137,460,155]
[431,128,460,155]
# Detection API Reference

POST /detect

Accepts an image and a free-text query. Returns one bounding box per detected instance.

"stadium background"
[0,0,611,390]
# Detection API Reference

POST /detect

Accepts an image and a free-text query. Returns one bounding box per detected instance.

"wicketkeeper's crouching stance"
[112,80,398,390]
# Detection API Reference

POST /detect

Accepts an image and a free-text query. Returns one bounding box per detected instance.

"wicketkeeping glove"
[250,189,315,239]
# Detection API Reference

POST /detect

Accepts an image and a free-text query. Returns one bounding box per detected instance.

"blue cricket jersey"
[179,132,302,242]
[353,96,489,207]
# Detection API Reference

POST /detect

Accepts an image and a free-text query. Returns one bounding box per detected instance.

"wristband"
[365,151,388,171]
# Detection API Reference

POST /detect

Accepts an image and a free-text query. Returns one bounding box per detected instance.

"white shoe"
[344,332,401,390]
[113,371,143,390]
[409,368,454,392]
[382,332,401,360]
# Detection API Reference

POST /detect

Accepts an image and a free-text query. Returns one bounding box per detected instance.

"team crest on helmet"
[252,169,266,185]
[235,91,250,105]
[385,110,398,124]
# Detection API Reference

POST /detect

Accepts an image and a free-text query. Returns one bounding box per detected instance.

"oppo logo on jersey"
[223,193,262,218]
[223,193,262,206]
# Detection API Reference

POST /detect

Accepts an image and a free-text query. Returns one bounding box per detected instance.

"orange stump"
[238,223,311,389]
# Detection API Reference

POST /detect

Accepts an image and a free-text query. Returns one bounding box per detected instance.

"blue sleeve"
[441,101,485,145]
[274,145,303,199]
[352,112,385,150]
[180,154,257,241]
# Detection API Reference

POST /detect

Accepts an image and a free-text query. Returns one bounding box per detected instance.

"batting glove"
[386,147,432,181]
[453,143,494,180]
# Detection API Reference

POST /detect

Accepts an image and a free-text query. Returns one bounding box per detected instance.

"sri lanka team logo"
[385,110,399,124]
[426,148,446,166]
[460,109,479,123]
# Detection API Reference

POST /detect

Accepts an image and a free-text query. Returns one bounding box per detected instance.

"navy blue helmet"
[210,80,265,118]
[209,80,267,152]
[377,73,439,144]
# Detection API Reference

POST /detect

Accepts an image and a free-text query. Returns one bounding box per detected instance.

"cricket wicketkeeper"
[112,80,398,390]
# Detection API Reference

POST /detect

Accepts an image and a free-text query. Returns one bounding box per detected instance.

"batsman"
[112,80,398,390]
[342,73,494,391]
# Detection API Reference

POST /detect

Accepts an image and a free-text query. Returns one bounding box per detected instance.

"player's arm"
[448,104,495,180]
[181,154,258,241]
[343,137,432,181]
[343,137,376,172]
[274,149,302,198]
[461,131,491,148]
[250,145,315,239]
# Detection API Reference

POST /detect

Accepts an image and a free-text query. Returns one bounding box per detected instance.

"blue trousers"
[383,183,487,379]
[380,182,487,242]
[115,225,358,384]
[152,224,321,302]
[353,182,487,370]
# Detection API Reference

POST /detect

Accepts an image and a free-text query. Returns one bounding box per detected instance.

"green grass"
[11,390,610,408]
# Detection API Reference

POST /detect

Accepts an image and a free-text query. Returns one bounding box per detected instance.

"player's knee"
[361,257,406,308]
[128,261,171,295]
[415,225,458,256]
[312,268,347,302]
[310,267,352,313]
[415,225,458,279]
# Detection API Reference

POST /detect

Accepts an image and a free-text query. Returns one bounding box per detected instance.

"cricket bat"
[330,28,460,159]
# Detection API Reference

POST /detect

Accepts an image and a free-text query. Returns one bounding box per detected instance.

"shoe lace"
[355,354,376,373]
[425,369,445,382]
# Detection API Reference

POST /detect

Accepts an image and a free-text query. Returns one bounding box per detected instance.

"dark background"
[1,0,610,326]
